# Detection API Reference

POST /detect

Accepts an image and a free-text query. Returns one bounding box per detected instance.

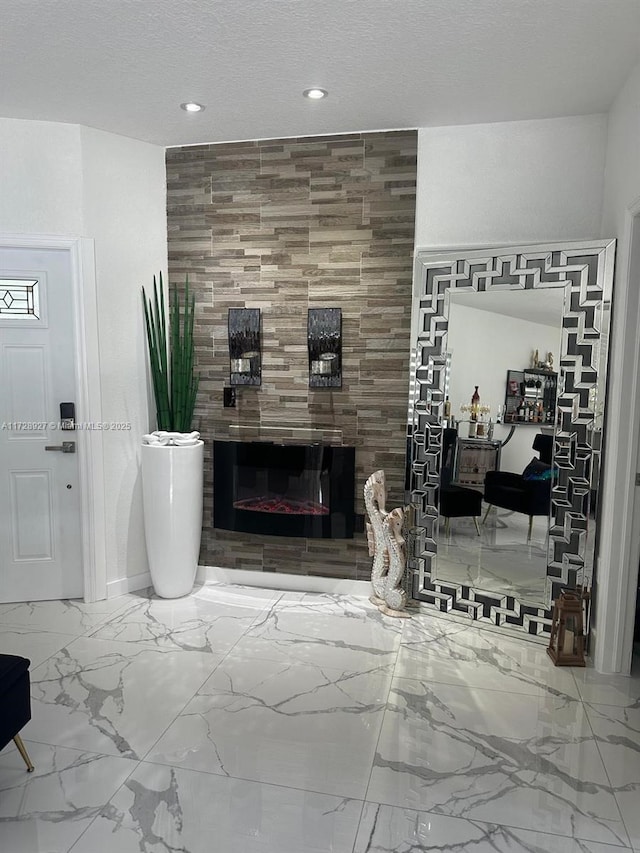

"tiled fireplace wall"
[166,130,417,580]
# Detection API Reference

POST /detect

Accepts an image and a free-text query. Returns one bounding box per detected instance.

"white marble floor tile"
[233,592,403,672]
[147,650,392,799]
[585,702,640,848]
[0,626,77,668]
[0,595,134,636]
[273,591,378,612]
[354,802,632,852]
[0,741,138,853]
[71,761,363,853]
[573,668,640,708]
[25,636,223,760]
[2,583,633,853]
[367,678,629,846]
[396,614,581,699]
[88,583,275,654]
[264,590,396,616]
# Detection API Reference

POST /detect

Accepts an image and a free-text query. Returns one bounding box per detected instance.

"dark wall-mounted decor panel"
[229,308,261,386]
[308,308,342,388]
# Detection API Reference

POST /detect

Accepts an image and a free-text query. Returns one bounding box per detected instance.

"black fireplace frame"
[213,440,355,539]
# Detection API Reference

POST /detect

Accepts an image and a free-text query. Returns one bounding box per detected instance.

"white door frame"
[0,234,106,603]
[594,198,640,674]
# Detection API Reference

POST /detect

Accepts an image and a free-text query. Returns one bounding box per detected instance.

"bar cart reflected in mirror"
[504,368,557,425]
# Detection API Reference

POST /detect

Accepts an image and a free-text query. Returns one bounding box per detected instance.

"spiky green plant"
[142,272,199,433]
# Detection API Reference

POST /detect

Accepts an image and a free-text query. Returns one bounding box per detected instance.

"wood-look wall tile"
[166,130,417,582]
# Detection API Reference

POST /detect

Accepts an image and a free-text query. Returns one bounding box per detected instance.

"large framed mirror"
[406,240,615,640]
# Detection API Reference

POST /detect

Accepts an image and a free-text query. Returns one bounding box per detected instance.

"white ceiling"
[2,0,640,148]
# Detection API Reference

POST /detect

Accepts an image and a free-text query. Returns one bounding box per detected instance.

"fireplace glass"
[213,441,355,538]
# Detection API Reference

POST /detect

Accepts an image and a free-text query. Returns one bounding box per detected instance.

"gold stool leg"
[473,516,481,536]
[13,734,34,772]
[527,515,534,542]
[481,504,492,526]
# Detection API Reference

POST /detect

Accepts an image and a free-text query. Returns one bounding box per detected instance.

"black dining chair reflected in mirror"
[439,428,483,536]
[482,433,554,541]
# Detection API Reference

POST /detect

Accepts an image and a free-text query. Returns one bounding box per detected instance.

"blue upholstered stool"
[0,654,35,772]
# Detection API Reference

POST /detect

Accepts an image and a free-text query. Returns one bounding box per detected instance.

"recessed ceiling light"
[303,88,328,100]
[180,102,205,113]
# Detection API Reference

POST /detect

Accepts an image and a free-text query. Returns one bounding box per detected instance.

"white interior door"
[0,246,82,602]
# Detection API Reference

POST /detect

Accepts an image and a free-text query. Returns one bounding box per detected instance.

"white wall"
[0,118,167,591]
[0,119,83,235]
[447,302,562,473]
[595,61,640,672]
[415,114,607,248]
[80,126,167,589]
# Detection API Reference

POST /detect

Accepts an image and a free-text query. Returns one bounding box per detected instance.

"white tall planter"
[141,440,204,598]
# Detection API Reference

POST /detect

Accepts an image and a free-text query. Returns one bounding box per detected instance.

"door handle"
[44,441,76,453]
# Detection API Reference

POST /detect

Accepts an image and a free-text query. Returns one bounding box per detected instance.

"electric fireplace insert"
[213,440,355,539]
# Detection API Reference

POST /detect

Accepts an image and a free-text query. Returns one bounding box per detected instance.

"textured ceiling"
[2,0,640,147]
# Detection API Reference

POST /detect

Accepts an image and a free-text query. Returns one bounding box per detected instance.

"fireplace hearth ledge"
[196,565,371,597]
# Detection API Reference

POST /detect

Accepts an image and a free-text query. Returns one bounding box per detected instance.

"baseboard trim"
[106,571,152,598]
[197,565,372,597]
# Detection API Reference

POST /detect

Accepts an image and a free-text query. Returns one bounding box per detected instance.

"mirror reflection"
[436,288,565,605]
[408,240,615,637]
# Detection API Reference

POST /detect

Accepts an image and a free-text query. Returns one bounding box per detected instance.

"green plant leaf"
[142,272,199,433]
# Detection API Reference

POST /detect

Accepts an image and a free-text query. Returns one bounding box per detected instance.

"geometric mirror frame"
[407,239,616,640]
